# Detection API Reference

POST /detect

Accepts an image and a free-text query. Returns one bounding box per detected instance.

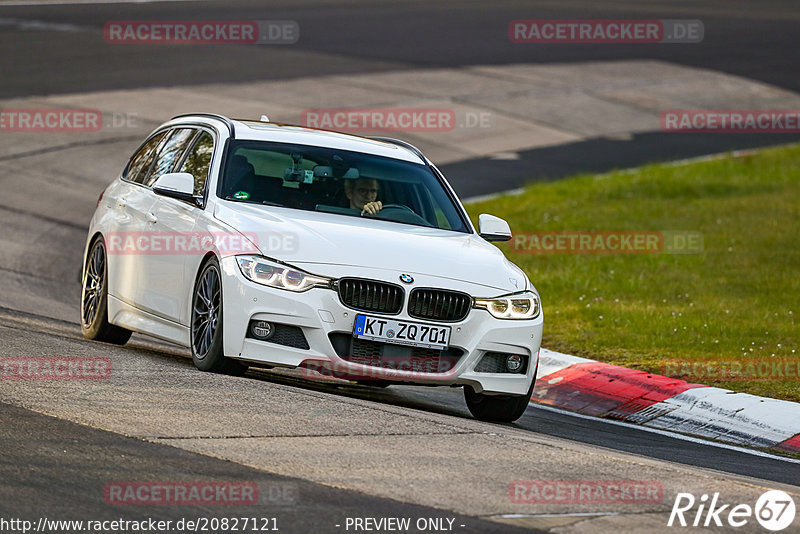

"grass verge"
[465,144,799,402]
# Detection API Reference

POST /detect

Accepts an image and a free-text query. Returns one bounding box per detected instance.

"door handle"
[145,212,158,224]
[117,198,128,208]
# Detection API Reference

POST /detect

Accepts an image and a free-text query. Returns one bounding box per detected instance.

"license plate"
[353,314,451,350]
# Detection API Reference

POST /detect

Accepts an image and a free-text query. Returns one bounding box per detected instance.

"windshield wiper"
[224,196,285,208]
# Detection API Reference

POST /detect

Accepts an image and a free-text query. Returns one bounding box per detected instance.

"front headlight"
[474,291,540,320]
[236,255,332,292]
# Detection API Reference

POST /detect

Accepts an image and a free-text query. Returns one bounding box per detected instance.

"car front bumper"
[219,257,543,395]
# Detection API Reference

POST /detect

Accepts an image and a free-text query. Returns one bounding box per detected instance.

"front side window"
[217,141,469,232]
[145,128,197,187]
[180,131,214,196]
[124,131,167,184]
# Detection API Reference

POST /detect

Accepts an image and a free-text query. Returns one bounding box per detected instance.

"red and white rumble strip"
[532,349,800,454]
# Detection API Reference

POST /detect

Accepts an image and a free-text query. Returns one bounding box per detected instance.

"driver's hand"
[361,201,382,216]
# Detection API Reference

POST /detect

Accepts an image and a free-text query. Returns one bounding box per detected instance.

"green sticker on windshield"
[233,191,250,200]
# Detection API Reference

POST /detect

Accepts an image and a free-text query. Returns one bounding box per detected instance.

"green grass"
[465,144,800,402]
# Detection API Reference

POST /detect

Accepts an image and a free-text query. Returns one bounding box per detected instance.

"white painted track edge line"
[529,403,800,465]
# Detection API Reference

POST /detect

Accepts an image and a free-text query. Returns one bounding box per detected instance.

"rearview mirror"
[478,213,512,242]
[152,173,201,206]
[312,165,360,179]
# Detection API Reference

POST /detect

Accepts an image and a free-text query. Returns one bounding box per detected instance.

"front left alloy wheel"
[190,257,246,375]
[80,237,132,345]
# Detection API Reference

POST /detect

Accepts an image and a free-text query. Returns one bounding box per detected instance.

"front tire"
[190,258,247,375]
[80,237,132,345]
[356,380,391,388]
[464,370,536,423]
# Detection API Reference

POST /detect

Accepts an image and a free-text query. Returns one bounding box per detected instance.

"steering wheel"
[379,204,416,214]
[360,203,415,217]
[363,203,433,227]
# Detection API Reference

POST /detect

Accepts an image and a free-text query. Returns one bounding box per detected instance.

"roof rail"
[370,136,427,161]
[171,113,236,139]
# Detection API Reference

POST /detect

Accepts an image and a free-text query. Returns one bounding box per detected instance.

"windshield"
[217,140,470,232]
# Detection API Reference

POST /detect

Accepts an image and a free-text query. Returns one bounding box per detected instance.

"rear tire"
[190,257,247,376]
[80,237,132,345]
[464,367,537,423]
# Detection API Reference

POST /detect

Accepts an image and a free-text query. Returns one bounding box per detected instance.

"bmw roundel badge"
[399,274,414,284]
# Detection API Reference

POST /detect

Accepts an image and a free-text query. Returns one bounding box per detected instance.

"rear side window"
[145,128,197,187]
[125,131,167,184]
[179,131,214,195]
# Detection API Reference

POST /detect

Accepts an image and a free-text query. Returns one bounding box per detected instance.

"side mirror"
[478,213,512,242]
[152,173,201,207]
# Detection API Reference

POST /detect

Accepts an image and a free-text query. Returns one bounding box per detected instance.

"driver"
[344,178,383,216]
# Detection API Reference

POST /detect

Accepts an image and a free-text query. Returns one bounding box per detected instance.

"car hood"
[213,202,528,292]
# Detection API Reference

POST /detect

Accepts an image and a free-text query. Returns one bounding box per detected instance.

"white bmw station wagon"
[81,113,543,422]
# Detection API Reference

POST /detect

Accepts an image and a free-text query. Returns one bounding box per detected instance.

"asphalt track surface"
[3,0,800,192]
[2,305,798,487]
[0,305,798,533]
[0,401,535,534]
[1,1,800,532]
[2,0,800,97]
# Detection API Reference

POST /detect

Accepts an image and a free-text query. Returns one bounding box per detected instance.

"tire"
[464,366,537,423]
[80,237,132,345]
[356,380,391,388]
[190,257,247,375]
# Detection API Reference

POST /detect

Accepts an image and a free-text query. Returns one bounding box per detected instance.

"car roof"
[164,115,426,165]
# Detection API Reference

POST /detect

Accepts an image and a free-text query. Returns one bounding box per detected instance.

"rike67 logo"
[668,490,796,531]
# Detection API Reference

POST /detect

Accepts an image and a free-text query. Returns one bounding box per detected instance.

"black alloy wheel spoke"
[192,267,221,360]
